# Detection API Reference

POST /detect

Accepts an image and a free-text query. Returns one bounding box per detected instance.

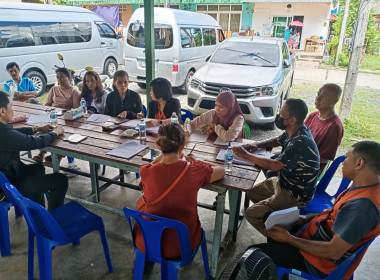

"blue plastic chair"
[123,207,210,280]
[0,172,23,257]
[301,155,351,214]
[1,181,113,280]
[180,108,194,123]
[277,238,376,280]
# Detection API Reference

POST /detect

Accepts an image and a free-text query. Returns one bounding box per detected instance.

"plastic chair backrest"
[327,238,375,279]
[180,108,194,123]
[0,172,10,194]
[244,123,250,139]
[142,104,147,117]
[317,155,347,194]
[3,182,70,244]
[123,207,192,263]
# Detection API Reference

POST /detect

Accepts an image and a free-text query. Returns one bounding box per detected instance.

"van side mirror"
[117,33,122,39]
[206,55,211,62]
[283,59,291,68]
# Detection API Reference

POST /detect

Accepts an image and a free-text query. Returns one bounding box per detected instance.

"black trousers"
[13,163,68,211]
[251,241,308,272]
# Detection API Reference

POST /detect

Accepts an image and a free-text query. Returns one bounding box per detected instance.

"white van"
[124,8,225,91]
[0,2,123,95]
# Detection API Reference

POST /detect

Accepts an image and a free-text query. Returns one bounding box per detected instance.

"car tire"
[104,58,117,78]
[24,71,46,97]
[137,83,146,89]
[185,70,195,94]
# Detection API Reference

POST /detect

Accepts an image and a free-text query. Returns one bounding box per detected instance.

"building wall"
[252,2,331,50]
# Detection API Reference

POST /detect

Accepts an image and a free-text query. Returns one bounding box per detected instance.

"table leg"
[227,190,242,242]
[51,153,60,174]
[210,189,226,278]
[89,162,100,203]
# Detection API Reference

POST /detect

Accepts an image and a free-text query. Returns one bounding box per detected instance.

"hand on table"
[136,113,145,119]
[117,111,127,119]
[52,126,64,136]
[146,119,159,127]
[265,225,293,243]
[203,124,215,135]
[243,144,258,153]
[232,146,248,157]
[37,124,54,134]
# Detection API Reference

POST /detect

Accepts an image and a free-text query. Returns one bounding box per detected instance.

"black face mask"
[275,114,287,130]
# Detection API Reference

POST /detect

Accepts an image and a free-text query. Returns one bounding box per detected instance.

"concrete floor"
[0,156,379,280]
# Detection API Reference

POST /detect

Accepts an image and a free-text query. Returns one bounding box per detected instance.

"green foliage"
[39,0,67,5]
[328,0,380,61]
[360,54,380,71]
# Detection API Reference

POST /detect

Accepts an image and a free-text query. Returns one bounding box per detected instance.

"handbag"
[136,161,190,211]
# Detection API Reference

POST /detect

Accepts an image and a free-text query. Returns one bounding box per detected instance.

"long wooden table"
[12,101,260,278]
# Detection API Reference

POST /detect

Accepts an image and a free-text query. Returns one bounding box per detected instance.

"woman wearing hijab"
[186,91,245,141]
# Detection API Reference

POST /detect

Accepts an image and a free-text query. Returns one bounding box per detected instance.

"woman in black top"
[146,77,182,127]
[105,70,143,119]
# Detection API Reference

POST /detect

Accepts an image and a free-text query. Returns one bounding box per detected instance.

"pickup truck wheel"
[185,70,195,94]
[24,71,46,97]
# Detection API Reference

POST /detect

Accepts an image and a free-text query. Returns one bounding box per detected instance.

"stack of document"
[120,119,159,135]
[264,207,300,229]
[86,114,111,123]
[216,149,255,166]
[26,114,50,124]
[188,130,208,143]
[106,140,148,160]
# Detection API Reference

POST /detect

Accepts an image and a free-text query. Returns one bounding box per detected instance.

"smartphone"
[64,134,87,143]
[102,124,120,131]
[142,149,161,162]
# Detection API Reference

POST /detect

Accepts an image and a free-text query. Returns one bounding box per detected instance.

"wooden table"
[12,102,260,278]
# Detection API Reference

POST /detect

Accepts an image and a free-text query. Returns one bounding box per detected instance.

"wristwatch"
[159,120,163,125]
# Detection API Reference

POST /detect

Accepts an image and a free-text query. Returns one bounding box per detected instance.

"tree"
[329,0,379,66]
[40,0,67,5]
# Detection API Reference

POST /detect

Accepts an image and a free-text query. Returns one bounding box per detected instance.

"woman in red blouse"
[134,123,225,258]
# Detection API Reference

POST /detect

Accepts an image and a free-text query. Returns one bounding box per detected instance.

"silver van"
[124,8,225,91]
[0,2,123,95]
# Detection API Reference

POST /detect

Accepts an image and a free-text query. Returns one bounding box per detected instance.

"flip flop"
[32,154,44,163]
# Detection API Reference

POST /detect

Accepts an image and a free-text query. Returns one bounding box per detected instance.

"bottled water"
[80,98,88,116]
[171,112,178,124]
[139,119,147,141]
[224,142,233,172]
[9,82,17,101]
[50,108,58,127]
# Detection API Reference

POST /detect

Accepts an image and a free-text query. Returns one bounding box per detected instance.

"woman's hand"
[37,124,54,134]
[136,113,144,119]
[146,119,160,127]
[203,124,216,135]
[185,154,197,162]
[117,111,127,119]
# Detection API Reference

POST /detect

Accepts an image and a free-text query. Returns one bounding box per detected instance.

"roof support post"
[144,0,155,110]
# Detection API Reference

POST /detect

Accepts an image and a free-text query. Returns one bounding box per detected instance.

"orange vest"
[298,183,380,279]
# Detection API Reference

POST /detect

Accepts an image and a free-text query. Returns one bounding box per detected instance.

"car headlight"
[252,85,278,96]
[190,77,202,90]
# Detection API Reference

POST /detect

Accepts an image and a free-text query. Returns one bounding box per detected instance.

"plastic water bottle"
[171,112,178,123]
[80,98,88,117]
[224,142,233,172]
[139,119,146,141]
[50,108,58,127]
[9,82,17,101]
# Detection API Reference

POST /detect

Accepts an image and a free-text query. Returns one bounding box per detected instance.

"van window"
[127,23,172,49]
[180,27,202,48]
[203,28,216,46]
[96,23,118,39]
[0,22,91,48]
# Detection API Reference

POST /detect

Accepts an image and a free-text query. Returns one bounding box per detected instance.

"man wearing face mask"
[233,98,319,236]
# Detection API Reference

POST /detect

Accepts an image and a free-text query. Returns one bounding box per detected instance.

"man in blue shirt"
[4,62,38,102]
[233,99,320,236]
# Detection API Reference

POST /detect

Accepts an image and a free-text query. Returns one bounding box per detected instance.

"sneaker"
[64,165,81,178]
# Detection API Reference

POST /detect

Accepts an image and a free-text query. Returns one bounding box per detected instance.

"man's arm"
[266,225,353,260]
[233,147,285,171]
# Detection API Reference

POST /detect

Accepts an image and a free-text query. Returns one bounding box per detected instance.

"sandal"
[32,152,46,163]
[45,155,65,162]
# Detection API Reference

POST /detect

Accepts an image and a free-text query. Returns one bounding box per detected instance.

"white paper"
[264,207,300,229]
[106,140,148,160]
[213,137,245,147]
[120,118,155,129]
[188,130,208,143]
[86,114,111,123]
[216,149,255,166]
[26,114,50,124]
[146,126,160,135]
